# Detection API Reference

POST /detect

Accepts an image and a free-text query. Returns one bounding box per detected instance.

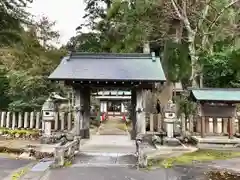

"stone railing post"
[30,112,35,129]
[60,112,65,131]
[149,114,154,132]
[54,147,65,166]
[67,112,72,130]
[24,112,29,128]
[0,112,6,127]
[6,112,11,128]
[18,112,23,128]
[35,112,40,129]
[54,112,59,131]
[12,112,16,129]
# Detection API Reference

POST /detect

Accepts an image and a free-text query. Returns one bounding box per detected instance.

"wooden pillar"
[135,88,146,135]
[213,118,217,134]
[223,118,228,134]
[205,117,209,134]
[217,118,222,134]
[83,87,91,139]
[131,88,137,140]
[74,88,84,136]
[201,116,205,138]
[228,117,234,139]
[209,118,213,133]
[196,117,201,133]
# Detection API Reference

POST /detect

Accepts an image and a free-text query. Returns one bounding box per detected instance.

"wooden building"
[48,52,166,139]
[92,90,131,116]
[189,88,240,138]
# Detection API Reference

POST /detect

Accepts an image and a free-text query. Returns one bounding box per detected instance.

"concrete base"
[192,136,240,145]
[163,137,182,147]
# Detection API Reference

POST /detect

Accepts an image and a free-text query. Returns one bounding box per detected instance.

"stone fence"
[0,111,73,131]
[54,136,81,166]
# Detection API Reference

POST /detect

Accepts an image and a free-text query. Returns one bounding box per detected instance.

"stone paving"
[41,157,240,180]
[0,154,33,179]
[42,165,208,180]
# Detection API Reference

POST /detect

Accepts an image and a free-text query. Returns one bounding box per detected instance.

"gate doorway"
[49,52,166,140]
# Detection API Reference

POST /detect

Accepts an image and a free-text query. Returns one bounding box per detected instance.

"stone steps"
[72,152,137,167]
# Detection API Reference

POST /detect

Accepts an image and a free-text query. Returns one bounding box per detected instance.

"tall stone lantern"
[42,98,56,136]
[163,100,177,138]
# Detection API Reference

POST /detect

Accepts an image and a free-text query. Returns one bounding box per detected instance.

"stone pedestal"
[44,121,52,136]
[164,119,174,138]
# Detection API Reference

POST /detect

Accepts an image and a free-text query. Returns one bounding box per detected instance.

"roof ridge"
[69,52,152,59]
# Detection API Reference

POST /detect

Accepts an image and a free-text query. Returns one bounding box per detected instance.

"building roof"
[190,88,240,103]
[48,52,166,82]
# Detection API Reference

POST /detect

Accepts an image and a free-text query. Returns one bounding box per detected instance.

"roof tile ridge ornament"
[67,52,151,59]
[66,51,72,61]
[151,52,156,62]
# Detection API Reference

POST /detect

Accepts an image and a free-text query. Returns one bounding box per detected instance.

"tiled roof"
[48,52,166,82]
[190,88,240,102]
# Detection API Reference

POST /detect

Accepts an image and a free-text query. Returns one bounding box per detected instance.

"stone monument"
[162,100,182,146]
[42,97,55,136]
[163,100,177,138]
[40,92,68,144]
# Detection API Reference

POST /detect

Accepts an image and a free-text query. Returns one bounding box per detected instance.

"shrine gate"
[48,52,166,139]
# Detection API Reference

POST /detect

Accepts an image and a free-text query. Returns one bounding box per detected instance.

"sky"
[28,0,86,46]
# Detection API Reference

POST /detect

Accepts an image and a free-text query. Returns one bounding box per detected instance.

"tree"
[65,33,102,52]
[36,16,60,49]
[169,0,240,87]
[0,1,66,111]
[202,40,240,88]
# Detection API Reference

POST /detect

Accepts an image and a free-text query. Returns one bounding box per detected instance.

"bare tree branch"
[207,0,240,31]
[170,0,194,34]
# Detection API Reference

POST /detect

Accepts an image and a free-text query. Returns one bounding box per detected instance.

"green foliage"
[174,94,196,118]
[0,0,67,112]
[201,40,240,88]
[0,67,10,110]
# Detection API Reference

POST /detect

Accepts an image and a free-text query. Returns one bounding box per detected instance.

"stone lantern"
[42,98,56,136]
[163,100,177,138]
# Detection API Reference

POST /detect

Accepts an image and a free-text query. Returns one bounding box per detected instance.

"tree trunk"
[188,31,199,87]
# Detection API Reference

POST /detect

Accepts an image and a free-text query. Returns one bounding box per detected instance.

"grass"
[148,149,240,169]
[11,167,28,180]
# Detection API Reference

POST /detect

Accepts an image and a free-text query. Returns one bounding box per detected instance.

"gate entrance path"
[73,117,136,167]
